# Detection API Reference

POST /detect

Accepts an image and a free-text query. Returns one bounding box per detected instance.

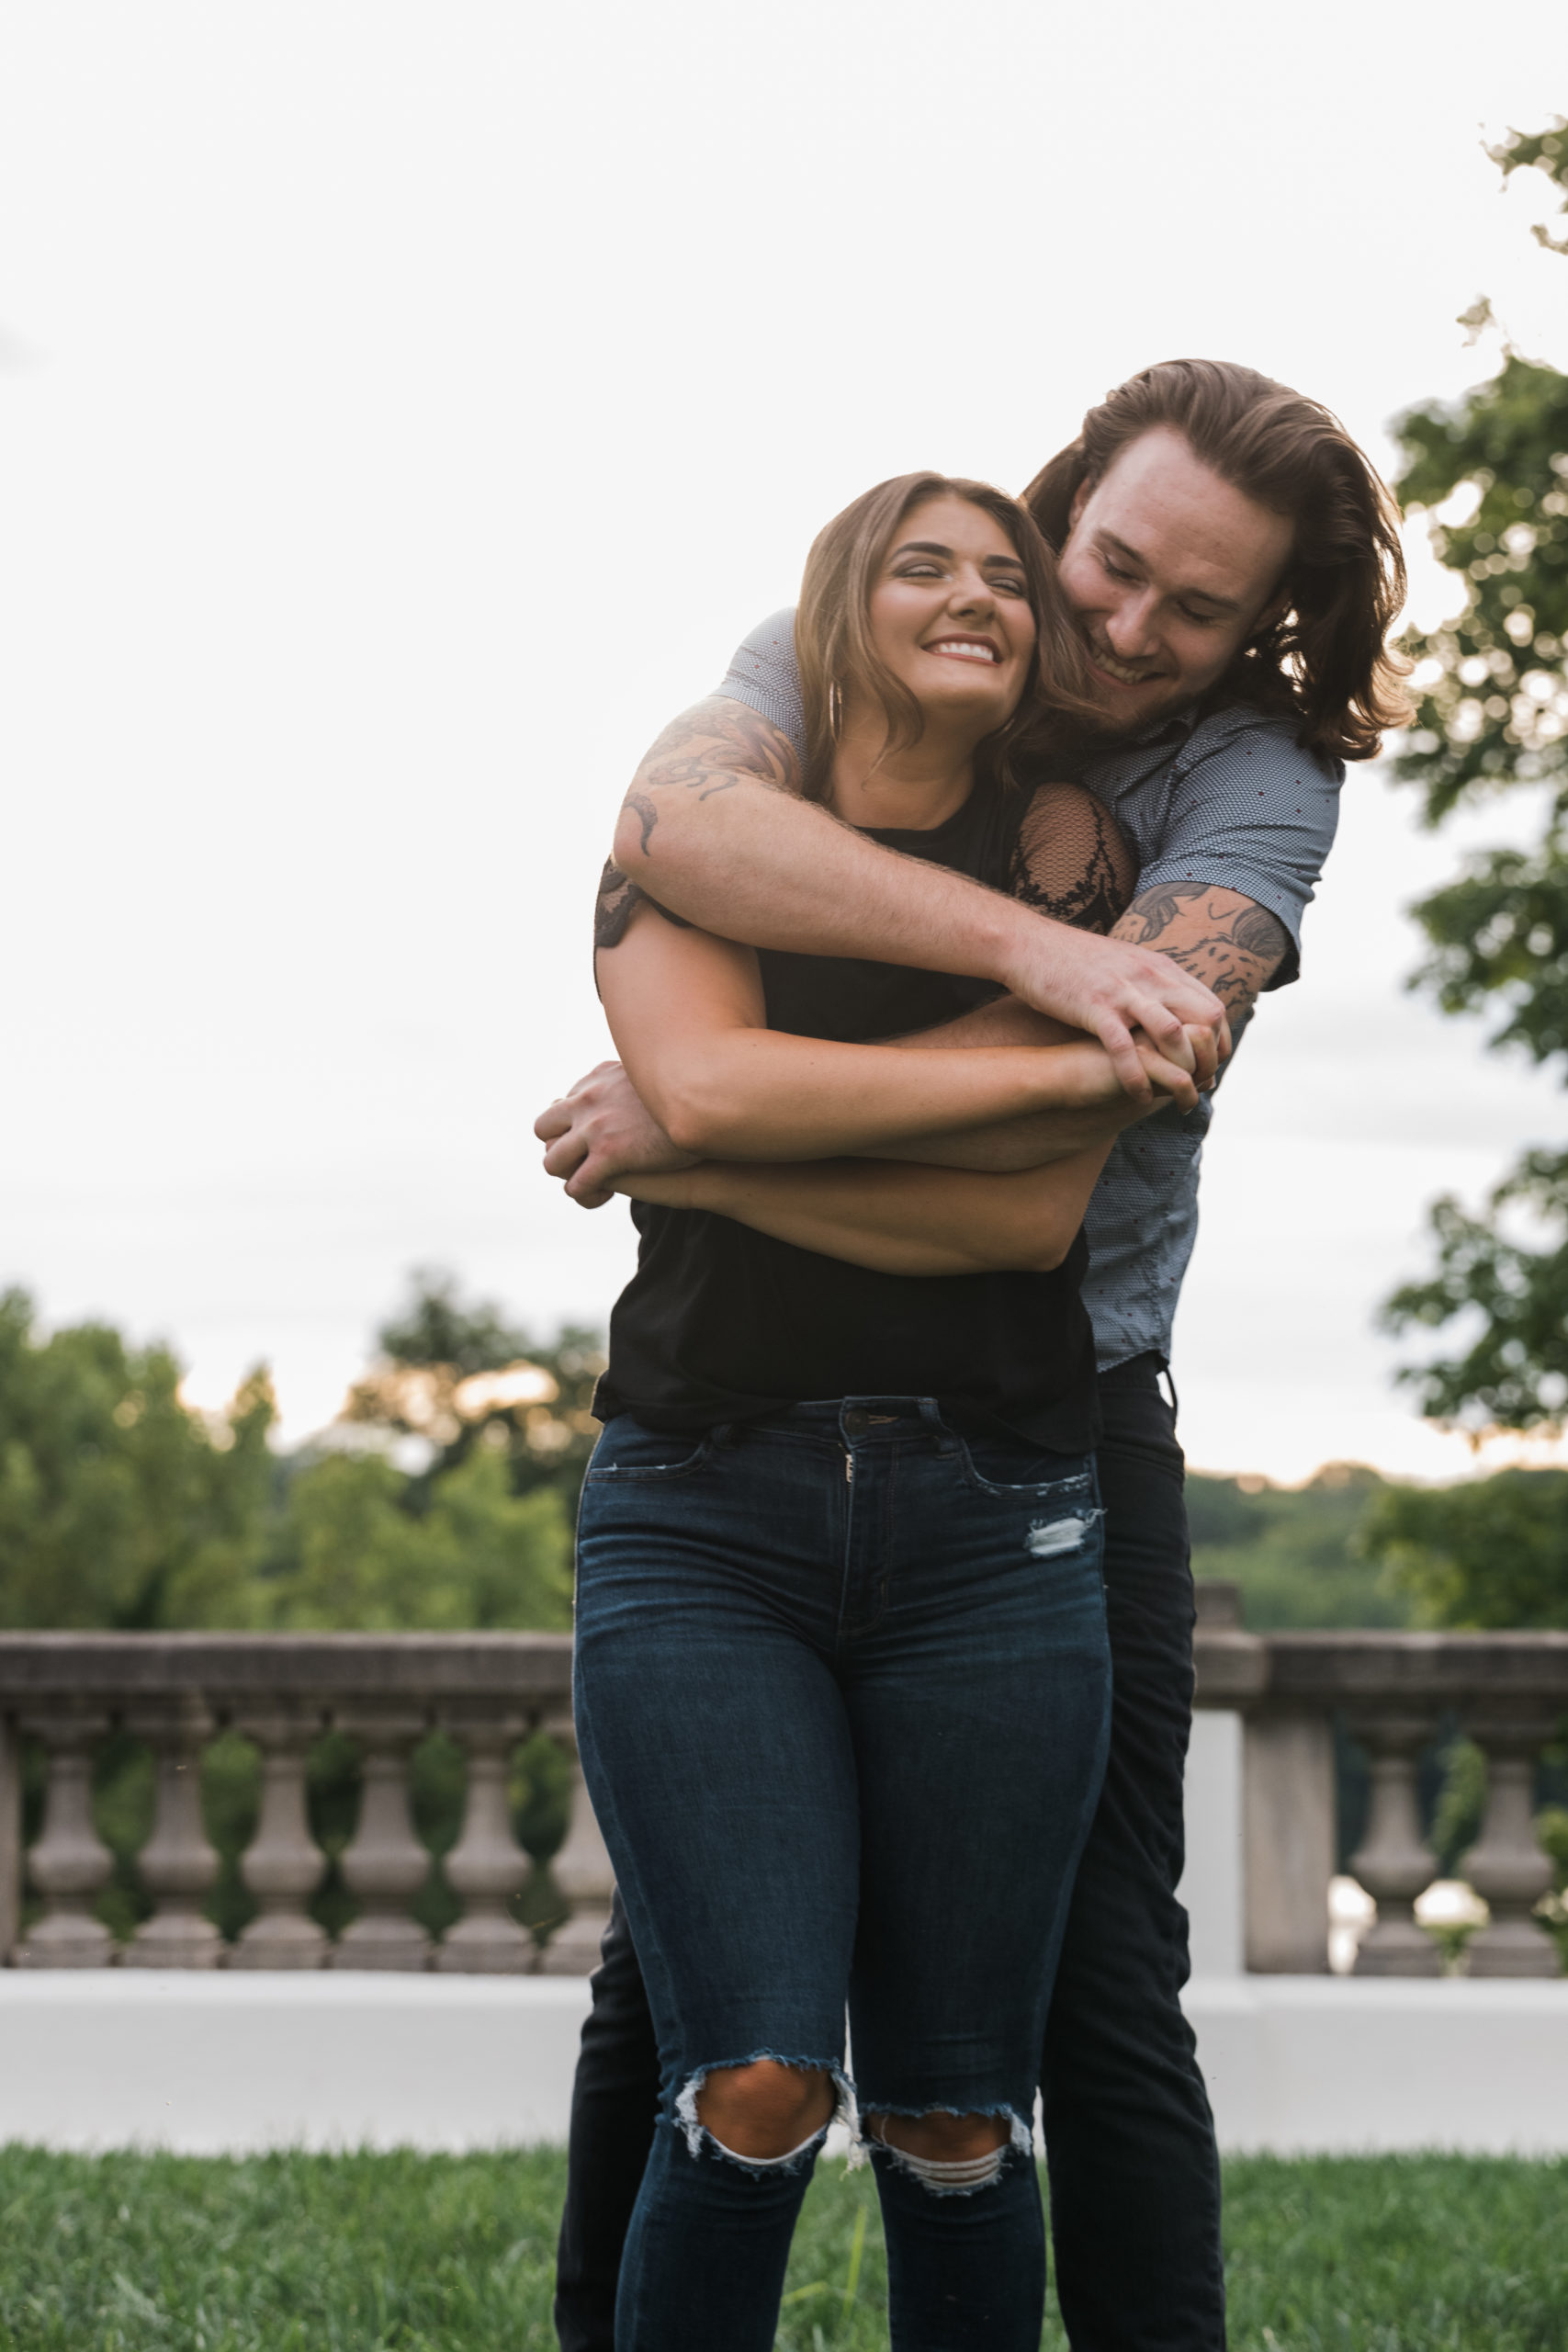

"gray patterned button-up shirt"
[716,611,1343,1373]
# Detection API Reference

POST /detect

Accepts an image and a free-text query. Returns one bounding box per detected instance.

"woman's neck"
[826,709,978,832]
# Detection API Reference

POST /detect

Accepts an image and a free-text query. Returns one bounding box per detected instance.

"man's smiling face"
[1055,425,1296,738]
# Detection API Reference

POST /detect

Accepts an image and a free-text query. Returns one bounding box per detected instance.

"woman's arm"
[594,900,1201,1166]
[617,1145,1113,1277]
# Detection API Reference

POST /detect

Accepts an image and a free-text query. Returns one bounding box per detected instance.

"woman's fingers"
[534,1097,572,1141]
[1134,1041,1200,1112]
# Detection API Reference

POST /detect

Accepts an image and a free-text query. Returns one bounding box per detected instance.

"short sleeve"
[1125,718,1342,988]
[715,608,807,765]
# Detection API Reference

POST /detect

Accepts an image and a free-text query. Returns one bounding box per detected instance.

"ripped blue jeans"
[572,1398,1111,2352]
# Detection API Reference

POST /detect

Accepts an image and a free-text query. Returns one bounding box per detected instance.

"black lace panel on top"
[1010,778,1136,933]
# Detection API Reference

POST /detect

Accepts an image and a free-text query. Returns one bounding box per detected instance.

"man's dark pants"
[553,1359,1226,2351]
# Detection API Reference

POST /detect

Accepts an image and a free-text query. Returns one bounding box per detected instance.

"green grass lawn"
[0,2145,1563,2350]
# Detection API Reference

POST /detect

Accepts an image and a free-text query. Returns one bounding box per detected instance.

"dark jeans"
[556,1366,1225,2352]
[572,1398,1111,2352]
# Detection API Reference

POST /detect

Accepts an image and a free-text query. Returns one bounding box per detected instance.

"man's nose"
[1104,588,1159,659]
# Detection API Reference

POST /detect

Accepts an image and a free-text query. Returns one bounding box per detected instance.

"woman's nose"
[948,569,996,614]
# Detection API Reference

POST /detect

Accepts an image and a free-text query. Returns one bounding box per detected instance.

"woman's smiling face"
[863,493,1038,738]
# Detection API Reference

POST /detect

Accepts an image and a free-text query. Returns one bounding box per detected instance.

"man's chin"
[1079,675,1184,741]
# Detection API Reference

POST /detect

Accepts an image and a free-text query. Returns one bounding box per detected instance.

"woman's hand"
[536,1061,699,1208]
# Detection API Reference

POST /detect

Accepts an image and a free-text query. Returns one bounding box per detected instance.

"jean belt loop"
[914,1396,957,1451]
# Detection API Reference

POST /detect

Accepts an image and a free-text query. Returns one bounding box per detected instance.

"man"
[540,358,1411,2351]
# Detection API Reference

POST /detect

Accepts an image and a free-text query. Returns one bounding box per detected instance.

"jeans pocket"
[954,1433,1098,1505]
[583,1417,716,1483]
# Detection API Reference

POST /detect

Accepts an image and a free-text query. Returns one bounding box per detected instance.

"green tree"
[1383,117,1568,1442]
[1360,1467,1568,1628]
[342,1268,604,1507]
[259,1443,571,1632]
[0,1287,276,1630]
[1187,1463,1412,1628]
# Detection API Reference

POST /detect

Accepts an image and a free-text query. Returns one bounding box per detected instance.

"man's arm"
[1111,881,1290,1031]
[613,700,1224,1098]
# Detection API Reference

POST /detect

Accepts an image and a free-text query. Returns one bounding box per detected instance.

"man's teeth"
[1093,649,1153,685]
[930,640,998,663]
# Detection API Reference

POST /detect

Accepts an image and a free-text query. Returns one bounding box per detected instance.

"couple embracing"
[536,358,1410,2351]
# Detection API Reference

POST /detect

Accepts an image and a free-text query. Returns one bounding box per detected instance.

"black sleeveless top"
[592,782,1100,1454]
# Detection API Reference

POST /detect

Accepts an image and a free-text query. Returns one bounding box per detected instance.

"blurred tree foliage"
[0,1280,582,1634]
[1359,1467,1568,1628]
[342,1267,604,1508]
[1384,117,1568,1438]
[1187,1463,1412,1629]
[0,1286,276,1630]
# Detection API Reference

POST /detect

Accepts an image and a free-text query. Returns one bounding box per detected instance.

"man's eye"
[1101,556,1135,583]
[1179,606,1221,627]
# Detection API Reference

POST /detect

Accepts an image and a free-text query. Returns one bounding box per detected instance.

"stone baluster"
[1243,1710,1335,1973]
[1348,1713,1441,1976]
[434,1703,533,1973]
[13,1706,116,1967]
[1,1708,18,1963]
[1462,1713,1558,1976]
[231,1704,330,1969]
[537,1711,616,1974]
[330,1702,434,1971]
[125,1695,223,1968]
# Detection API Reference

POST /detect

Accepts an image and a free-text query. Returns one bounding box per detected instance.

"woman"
[559,473,1205,2352]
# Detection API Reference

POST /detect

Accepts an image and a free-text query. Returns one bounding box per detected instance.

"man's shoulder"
[1178,701,1344,787]
[715,607,805,758]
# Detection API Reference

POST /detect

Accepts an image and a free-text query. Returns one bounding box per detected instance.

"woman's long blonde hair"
[794,471,1102,798]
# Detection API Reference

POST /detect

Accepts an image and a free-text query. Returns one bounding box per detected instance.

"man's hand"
[535,1061,698,1208]
[996,923,1228,1103]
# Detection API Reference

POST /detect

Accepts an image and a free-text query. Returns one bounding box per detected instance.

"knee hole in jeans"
[866,2108,1028,2195]
[689,2060,836,2167]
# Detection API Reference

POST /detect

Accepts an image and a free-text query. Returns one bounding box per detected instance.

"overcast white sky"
[3,2,1567,1482]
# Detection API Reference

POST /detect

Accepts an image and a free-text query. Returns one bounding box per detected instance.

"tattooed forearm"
[1116,881,1290,1019]
[626,790,659,855]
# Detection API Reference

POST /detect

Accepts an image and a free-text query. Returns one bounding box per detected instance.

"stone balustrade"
[2,1608,1565,1974]
[1193,1585,1568,1977]
[0,1634,611,1973]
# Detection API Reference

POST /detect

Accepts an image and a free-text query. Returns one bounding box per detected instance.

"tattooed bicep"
[633,697,803,799]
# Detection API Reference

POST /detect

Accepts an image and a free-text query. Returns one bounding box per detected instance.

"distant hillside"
[1186,1462,1413,1629]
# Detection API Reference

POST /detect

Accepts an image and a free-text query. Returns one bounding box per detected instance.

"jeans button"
[843,1408,869,1436]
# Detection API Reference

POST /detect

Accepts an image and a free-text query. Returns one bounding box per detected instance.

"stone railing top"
[1187,1586,1568,1713]
[0,1632,574,1703]
[2,1615,1566,1716]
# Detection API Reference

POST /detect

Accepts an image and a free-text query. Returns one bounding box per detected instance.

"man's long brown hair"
[795,472,1102,797]
[1022,359,1414,763]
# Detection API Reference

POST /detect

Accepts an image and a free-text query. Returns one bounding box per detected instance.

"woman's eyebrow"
[889,539,1026,571]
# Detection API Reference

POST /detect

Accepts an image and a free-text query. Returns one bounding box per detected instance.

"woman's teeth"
[929,639,998,663]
